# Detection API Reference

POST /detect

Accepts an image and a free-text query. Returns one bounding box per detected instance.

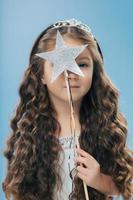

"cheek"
[81,69,93,94]
[46,79,62,94]
[44,71,55,86]
[83,68,93,84]
[43,62,53,83]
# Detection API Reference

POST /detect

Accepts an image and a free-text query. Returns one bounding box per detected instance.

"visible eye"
[78,63,89,68]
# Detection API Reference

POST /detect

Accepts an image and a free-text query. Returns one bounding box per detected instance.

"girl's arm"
[95,172,120,196]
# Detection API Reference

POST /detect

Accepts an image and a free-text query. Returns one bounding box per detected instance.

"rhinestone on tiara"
[50,18,94,39]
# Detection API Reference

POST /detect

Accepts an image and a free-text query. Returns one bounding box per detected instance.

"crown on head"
[50,18,94,39]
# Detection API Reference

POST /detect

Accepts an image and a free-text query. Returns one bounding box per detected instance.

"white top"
[53,134,122,200]
[54,133,80,200]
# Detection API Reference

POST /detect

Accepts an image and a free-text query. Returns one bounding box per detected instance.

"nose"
[67,70,78,79]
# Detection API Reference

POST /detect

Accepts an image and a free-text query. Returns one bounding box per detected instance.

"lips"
[70,86,80,88]
[64,85,80,88]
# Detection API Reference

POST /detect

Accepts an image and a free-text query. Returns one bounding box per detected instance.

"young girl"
[2,19,133,200]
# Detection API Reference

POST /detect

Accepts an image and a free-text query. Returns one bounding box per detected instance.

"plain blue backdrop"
[1,0,133,199]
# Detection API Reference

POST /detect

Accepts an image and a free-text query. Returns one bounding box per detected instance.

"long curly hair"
[2,24,133,200]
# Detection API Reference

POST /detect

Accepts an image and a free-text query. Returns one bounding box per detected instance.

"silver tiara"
[50,18,94,39]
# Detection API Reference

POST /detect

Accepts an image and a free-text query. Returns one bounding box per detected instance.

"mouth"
[64,85,80,88]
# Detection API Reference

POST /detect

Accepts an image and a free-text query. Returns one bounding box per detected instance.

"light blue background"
[1,1,133,199]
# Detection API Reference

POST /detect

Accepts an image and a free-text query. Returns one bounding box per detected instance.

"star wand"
[36,30,89,200]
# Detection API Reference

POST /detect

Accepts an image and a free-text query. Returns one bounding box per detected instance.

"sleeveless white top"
[53,133,80,200]
[53,134,121,200]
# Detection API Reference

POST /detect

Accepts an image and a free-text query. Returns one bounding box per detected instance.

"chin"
[60,96,81,103]
[70,95,83,103]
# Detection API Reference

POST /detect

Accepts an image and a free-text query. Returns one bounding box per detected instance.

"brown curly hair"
[2,24,133,200]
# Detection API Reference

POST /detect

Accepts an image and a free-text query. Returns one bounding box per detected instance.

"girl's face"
[41,36,94,105]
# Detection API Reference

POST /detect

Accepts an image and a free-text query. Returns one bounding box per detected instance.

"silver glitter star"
[36,30,88,82]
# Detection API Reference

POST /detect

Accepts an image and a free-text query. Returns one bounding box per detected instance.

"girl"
[2,19,133,200]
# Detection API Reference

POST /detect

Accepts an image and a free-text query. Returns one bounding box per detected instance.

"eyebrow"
[76,56,91,61]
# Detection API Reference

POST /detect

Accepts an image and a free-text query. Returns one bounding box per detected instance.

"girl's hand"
[75,147,102,190]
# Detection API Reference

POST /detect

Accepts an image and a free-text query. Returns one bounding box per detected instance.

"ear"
[41,75,46,85]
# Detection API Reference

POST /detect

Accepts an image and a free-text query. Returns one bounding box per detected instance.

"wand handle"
[64,70,89,200]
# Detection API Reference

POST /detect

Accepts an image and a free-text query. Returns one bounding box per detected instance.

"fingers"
[76,165,88,176]
[76,148,94,160]
[76,172,87,182]
[75,148,100,169]
[75,155,90,168]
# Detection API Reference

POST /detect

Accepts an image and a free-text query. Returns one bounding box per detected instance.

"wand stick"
[64,70,89,200]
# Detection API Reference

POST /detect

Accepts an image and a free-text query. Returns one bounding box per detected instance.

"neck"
[50,97,82,136]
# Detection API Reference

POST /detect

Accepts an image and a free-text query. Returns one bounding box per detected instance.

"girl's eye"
[78,63,88,68]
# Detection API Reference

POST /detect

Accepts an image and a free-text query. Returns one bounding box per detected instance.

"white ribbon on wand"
[64,70,89,200]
